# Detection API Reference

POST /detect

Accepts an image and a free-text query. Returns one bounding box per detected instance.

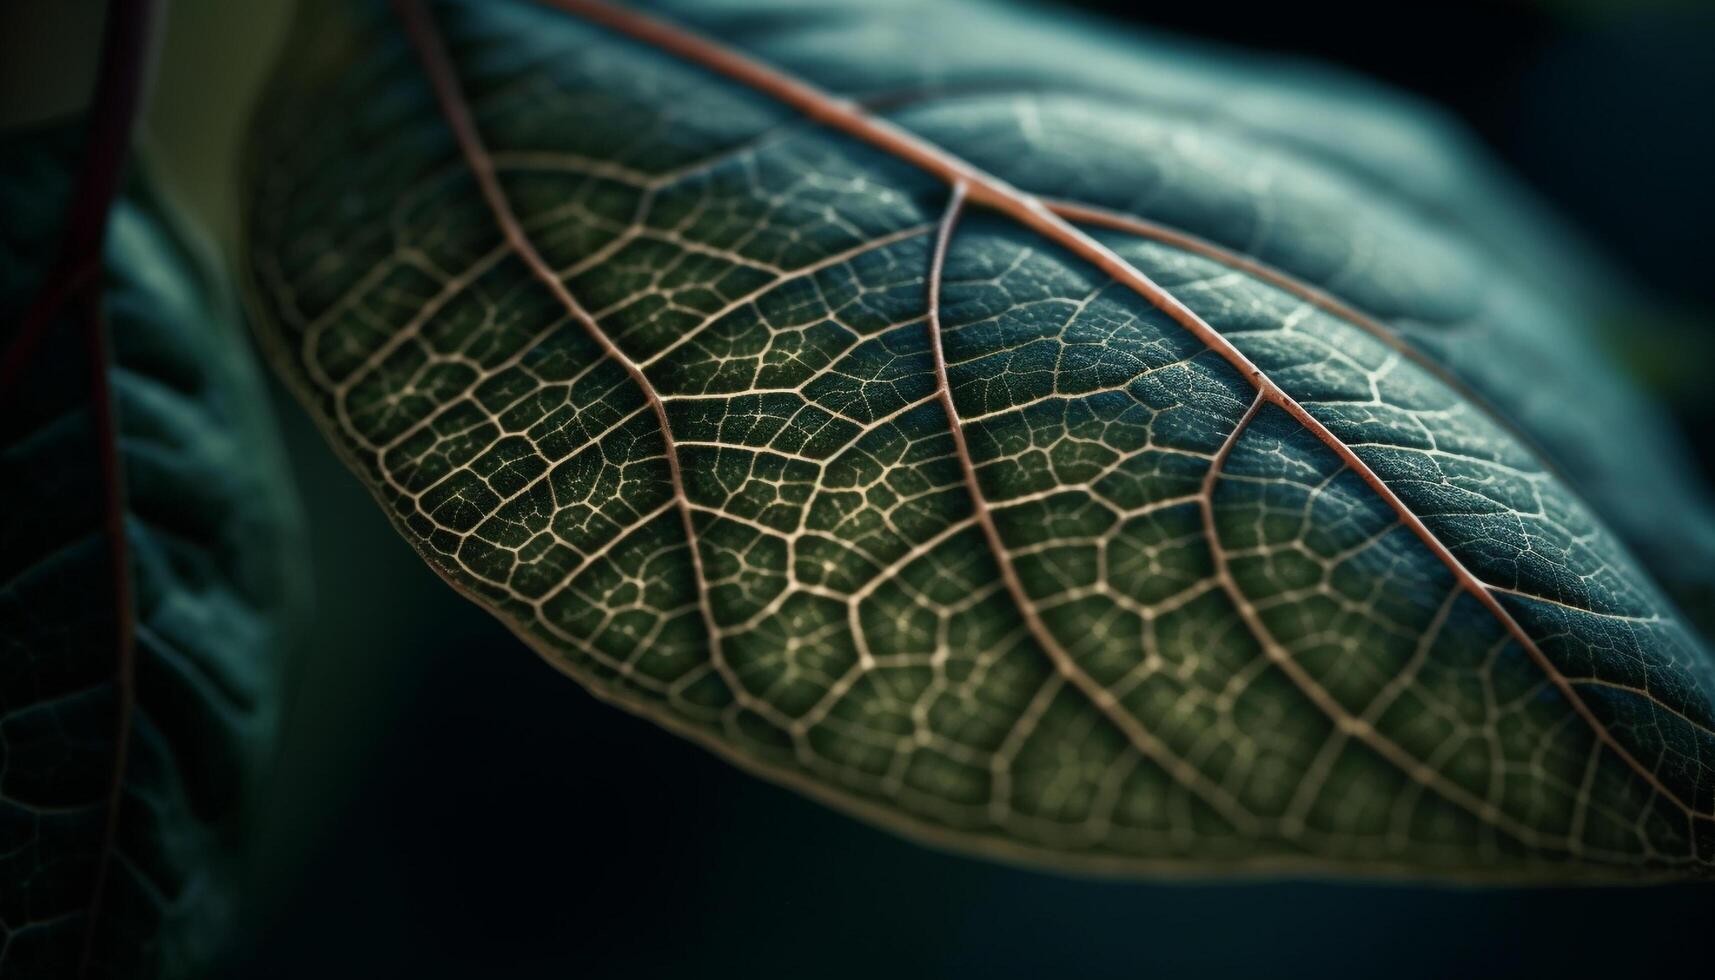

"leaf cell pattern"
[247,0,1715,878]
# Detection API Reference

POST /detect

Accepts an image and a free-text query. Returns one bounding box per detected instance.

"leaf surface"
[246,0,1715,879]
[1,121,304,976]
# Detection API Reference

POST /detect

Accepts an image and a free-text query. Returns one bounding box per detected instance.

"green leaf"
[245,0,1715,879]
[1,122,304,976]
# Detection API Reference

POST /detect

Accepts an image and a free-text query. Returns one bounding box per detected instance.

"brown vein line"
[80,293,135,980]
[1040,198,1571,487]
[1201,394,1540,849]
[392,0,773,728]
[1565,677,1715,740]
[925,182,1256,832]
[1485,583,1662,623]
[537,0,1703,823]
[0,2,156,398]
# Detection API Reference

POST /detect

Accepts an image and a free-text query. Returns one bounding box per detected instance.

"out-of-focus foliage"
[0,122,303,978]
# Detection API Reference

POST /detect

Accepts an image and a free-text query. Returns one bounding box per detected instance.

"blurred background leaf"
[1,2,305,970]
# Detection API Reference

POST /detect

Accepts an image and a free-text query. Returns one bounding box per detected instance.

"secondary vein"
[925,182,1256,831]
[392,0,796,734]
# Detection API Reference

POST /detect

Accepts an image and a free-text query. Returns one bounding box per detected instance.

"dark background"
[225,1,1715,977]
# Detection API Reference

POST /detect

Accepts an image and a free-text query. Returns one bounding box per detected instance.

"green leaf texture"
[246,0,1715,879]
[1,124,303,976]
